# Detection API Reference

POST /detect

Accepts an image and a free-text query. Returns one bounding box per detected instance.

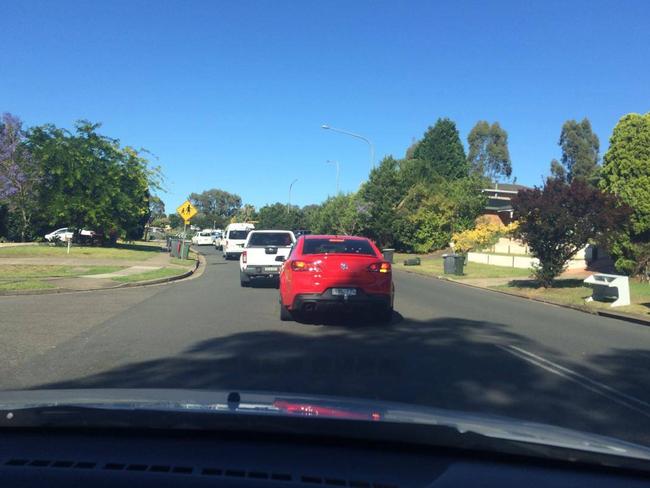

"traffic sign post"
[175,200,198,259]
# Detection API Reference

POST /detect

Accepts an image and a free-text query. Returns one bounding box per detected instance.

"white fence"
[468,251,587,269]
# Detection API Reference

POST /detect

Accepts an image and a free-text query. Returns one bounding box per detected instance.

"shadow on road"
[292,310,404,327]
[35,315,650,446]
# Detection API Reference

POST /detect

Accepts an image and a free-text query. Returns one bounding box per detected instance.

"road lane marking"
[498,344,650,419]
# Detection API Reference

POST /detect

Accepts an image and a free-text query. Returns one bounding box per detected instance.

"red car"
[278,235,394,322]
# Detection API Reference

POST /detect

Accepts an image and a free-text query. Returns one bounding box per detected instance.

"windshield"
[248,232,293,247]
[2,1,650,464]
[302,238,376,256]
[228,230,250,240]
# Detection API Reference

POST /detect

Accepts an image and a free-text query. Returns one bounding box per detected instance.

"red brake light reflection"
[273,400,382,421]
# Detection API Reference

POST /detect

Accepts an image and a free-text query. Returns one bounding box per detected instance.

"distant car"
[278,235,394,323]
[44,227,74,242]
[192,230,217,246]
[240,230,296,287]
[222,222,255,260]
[44,227,95,242]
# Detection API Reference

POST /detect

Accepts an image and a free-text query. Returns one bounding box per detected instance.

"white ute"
[222,222,255,260]
[239,230,296,287]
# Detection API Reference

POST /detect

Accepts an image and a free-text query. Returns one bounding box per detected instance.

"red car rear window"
[302,238,376,256]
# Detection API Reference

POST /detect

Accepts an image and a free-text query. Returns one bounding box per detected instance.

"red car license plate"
[331,288,357,296]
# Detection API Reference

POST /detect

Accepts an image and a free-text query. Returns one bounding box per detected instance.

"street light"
[288,178,298,211]
[321,124,375,174]
[326,159,340,195]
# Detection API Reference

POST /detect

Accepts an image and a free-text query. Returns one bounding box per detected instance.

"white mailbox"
[583,274,630,307]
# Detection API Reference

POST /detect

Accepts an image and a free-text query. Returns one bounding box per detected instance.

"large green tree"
[257,202,305,230]
[358,156,406,247]
[310,193,363,236]
[28,121,159,241]
[189,188,242,229]
[600,112,650,278]
[467,121,512,182]
[412,118,468,180]
[395,177,486,253]
[550,118,600,183]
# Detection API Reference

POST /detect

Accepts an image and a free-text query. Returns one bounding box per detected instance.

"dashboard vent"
[3,458,398,488]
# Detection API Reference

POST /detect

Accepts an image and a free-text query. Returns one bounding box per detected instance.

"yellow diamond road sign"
[177,200,198,223]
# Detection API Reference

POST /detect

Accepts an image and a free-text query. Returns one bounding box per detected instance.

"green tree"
[257,202,305,230]
[301,204,321,231]
[148,196,165,221]
[28,121,159,242]
[189,188,242,228]
[358,156,405,247]
[467,121,512,182]
[550,118,600,183]
[549,158,567,181]
[513,179,628,287]
[600,112,650,278]
[394,177,486,253]
[310,193,363,236]
[168,213,183,229]
[412,118,468,180]
[233,203,257,224]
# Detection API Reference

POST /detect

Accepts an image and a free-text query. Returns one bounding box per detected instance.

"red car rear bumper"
[289,288,392,312]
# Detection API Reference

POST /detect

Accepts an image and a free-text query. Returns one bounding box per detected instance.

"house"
[481,183,530,226]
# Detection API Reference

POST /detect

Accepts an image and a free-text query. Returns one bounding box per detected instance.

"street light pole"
[288,178,298,211]
[326,159,340,195]
[321,124,374,175]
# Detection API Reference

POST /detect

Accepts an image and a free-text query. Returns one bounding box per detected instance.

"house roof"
[482,183,530,193]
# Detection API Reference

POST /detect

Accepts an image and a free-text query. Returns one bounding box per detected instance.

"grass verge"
[112,267,190,284]
[0,265,125,280]
[0,280,56,291]
[393,252,531,280]
[170,252,197,267]
[0,243,160,260]
[493,279,650,317]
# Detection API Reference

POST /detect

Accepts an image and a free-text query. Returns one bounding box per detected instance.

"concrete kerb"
[0,253,204,297]
[396,268,650,327]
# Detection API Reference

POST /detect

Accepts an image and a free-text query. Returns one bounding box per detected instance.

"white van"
[222,222,255,260]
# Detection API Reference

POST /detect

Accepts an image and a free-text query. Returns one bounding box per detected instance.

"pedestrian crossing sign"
[176,200,198,224]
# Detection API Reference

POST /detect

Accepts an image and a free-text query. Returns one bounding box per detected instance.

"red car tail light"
[291,260,320,272]
[291,260,309,271]
[242,251,247,263]
[368,262,391,273]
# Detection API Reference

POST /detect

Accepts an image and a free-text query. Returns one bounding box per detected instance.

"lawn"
[0,264,125,280]
[0,243,160,260]
[393,252,531,280]
[494,278,650,317]
[0,279,56,292]
[112,267,189,283]
[170,251,198,267]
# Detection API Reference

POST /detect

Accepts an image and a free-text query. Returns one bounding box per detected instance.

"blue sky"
[2,0,649,213]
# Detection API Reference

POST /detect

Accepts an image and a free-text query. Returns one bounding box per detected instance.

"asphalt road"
[2,246,650,447]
